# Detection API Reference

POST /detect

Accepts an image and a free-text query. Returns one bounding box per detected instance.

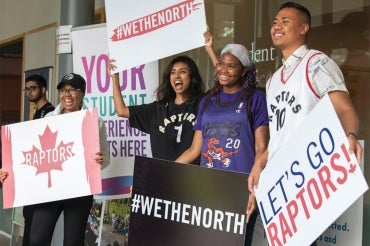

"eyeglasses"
[23,86,40,92]
[58,88,81,96]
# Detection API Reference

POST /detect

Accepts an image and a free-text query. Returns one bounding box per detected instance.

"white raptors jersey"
[267,47,347,159]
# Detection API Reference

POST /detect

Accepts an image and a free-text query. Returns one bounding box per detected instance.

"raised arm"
[107,59,130,118]
[203,27,218,67]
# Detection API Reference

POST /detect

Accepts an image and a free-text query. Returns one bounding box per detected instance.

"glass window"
[158,1,369,244]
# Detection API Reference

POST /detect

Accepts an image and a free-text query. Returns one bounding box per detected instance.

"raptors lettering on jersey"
[269,90,301,131]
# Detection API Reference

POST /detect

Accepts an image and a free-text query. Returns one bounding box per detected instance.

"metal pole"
[58,0,95,80]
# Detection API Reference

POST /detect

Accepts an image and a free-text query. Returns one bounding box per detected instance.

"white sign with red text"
[104,0,206,72]
[255,95,368,246]
[1,109,101,209]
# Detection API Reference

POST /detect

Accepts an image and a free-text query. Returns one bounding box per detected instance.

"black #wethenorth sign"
[128,156,250,246]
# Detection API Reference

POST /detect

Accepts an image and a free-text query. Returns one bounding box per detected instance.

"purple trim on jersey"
[195,89,268,131]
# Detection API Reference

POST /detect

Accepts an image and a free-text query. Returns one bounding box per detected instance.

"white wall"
[0,0,60,41]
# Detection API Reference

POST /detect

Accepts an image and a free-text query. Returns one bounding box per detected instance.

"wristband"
[346,132,357,138]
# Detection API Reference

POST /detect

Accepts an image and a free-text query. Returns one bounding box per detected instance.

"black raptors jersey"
[129,98,200,164]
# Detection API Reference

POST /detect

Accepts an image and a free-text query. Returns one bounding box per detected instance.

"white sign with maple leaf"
[1,108,101,209]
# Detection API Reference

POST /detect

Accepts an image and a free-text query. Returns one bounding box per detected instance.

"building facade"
[0,0,369,245]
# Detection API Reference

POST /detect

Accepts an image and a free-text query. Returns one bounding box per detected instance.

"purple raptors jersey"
[195,89,268,173]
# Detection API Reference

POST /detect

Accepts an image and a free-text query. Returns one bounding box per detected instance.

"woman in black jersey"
[108,56,204,164]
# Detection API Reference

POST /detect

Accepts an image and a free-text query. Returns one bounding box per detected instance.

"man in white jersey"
[248,2,363,188]
[249,0,362,189]
[248,2,363,245]
[268,1,362,160]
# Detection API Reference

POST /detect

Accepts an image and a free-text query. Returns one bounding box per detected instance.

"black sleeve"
[128,102,159,134]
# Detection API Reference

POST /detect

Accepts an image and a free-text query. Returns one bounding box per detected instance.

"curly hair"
[156,55,204,102]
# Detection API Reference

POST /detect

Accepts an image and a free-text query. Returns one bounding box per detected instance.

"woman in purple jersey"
[108,56,204,164]
[176,36,269,246]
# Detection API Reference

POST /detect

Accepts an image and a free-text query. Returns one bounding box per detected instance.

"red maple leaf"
[349,163,356,173]
[22,125,75,188]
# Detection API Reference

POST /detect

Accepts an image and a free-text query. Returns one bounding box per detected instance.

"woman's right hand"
[0,169,8,184]
[110,58,131,118]
[203,26,214,49]
[203,25,218,67]
[107,59,118,79]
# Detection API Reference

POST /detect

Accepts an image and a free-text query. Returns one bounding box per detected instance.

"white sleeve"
[307,53,348,97]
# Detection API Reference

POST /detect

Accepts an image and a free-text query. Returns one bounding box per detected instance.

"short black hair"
[280,2,311,27]
[25,74,47,89]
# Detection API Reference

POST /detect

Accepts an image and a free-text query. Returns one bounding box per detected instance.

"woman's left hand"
[0,169,8,184]
[246,193,257,223]
[94,152,104,165]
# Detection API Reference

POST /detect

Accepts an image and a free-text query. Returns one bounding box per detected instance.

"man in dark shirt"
[22,74,55,245]
[24,74,55,120]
